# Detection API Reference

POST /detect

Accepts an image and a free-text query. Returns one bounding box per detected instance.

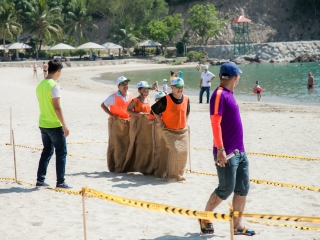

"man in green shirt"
[36,59,72,189]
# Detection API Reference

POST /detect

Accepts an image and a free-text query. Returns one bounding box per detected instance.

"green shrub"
[187,51,202,61]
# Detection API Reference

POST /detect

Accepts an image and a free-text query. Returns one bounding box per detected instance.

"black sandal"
[198,219,214,235]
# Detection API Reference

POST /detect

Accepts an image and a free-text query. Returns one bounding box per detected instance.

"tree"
[0,0,22,47]
[113,27,140,49]
[25,0,63,59]
[145,13,182,53]
[65,0,98,46]
[186,3,225,45]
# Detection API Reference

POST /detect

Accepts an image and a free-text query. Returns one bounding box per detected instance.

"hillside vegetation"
[1,0,318,59]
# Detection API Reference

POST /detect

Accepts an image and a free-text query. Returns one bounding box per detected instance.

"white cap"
[204,65,209,69]
[137,81,151,89]
[117,76,130,85]
[155,91,166,100]
[162,79,168,83]
[171,77,185,87]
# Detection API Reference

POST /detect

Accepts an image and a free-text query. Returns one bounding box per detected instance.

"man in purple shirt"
[198,62,255,236]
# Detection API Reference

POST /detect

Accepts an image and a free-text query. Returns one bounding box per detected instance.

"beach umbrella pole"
[12,130,17,182]
[16,49,19,59]
[82,188,88,240]
[60,50,63,58]
[10,107,12,144]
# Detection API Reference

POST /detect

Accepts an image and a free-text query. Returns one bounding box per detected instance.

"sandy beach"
[0,63,320,240]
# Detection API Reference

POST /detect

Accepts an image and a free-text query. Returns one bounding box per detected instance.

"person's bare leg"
[204,192,223,223]
[232,194,246,229]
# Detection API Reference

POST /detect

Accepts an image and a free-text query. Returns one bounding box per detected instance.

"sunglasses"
[120,82,129,86]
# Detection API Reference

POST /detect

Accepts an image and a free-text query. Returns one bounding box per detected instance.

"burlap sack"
[107,117,130,172]
[122,115,153,174]
[162,127,189,181]
[152,122,168,178]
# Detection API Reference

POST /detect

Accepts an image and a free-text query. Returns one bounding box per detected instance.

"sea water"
[94,62,319,106]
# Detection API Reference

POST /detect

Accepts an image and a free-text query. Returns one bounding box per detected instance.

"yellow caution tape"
[246,152,320,161]
[5,144,320,192]
[2,178,320,228]
[84,188,231,221]
[193,147,320,161]
[234,212,320,224]
[249,179,320,192]
[5,143,105,161]
[0,177,16,181]
[186,170,320,192]
[248,220,320,231]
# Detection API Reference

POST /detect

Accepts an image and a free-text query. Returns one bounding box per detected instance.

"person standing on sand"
[42,62,48,78]
[122,81,153,175]
[33,63,38,78]
[35,59,72,189]
[100,76,133,173]
[198,62,255,236]
[308,72,314,90]
[151,78,190,182]
[199,65,215,103]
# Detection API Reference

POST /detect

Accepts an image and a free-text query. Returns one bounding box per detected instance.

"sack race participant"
[122,81,153,175]
[149,92,168,178]
[151,78,190,182]
[100,76,132,172]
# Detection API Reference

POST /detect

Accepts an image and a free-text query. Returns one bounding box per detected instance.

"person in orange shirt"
[122,81,154,174]
[100,76,132,172]
[151,78,190,181]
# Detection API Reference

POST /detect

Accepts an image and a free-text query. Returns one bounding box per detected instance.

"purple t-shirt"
[210,86,244,155]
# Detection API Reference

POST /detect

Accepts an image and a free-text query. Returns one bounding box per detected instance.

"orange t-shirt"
[133,97,151,113]
[161,95,188,130]
[109,92,132,119]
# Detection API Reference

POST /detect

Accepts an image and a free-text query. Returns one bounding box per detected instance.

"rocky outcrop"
[188,41,320,63]
[289,54,319,63]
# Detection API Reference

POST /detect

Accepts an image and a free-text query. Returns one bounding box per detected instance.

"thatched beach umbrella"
[77,42,105,59]
[49,43,75,58]
[138,40,161,57]
[6,42,32,59]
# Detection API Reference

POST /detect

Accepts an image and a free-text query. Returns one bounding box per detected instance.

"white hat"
[204,65,209,69]
[171,77,185,87]
[137,81,152,89]
[155,91,166,100]
[162,79,168,83]
[117,76,130,85]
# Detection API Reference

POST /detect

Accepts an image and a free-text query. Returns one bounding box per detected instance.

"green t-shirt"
[36,79,62,128]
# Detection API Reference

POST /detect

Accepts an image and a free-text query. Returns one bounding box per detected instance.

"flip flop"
[198,219,214,235]
[234,226,256,236]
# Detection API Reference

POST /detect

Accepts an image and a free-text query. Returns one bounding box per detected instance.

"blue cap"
[219,62,242,79]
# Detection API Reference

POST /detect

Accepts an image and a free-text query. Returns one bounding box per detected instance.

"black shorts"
[256,91,260,94]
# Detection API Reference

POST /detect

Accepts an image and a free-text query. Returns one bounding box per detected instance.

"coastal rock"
[290,54,319,63]
[243,56,261,63]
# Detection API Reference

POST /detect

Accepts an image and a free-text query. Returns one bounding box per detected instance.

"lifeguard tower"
[233,16,251,55]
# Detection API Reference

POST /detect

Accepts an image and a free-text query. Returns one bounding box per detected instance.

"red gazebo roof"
[233,16,251,23]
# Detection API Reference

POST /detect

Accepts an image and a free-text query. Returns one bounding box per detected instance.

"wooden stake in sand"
[188,125,192,171]
[12,130,17,182]
[82,188,88,240]
[229,202,234,240]
[10,107,12,145]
